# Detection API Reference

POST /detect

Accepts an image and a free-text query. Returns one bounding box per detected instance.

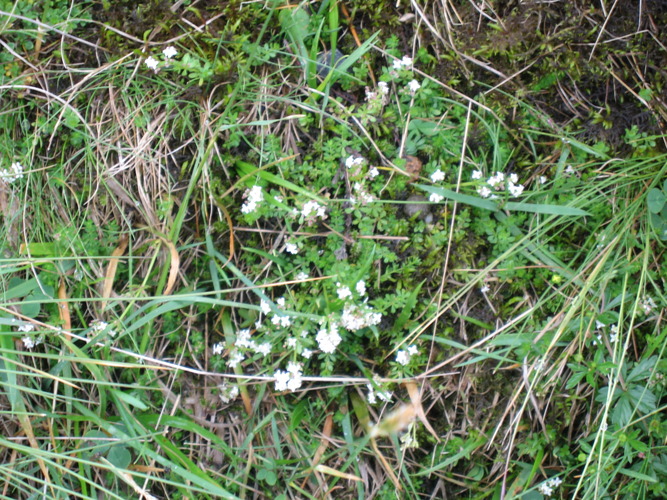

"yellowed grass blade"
[100,234,129,310]
[314,464,362,482]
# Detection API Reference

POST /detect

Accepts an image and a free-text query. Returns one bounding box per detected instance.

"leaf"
[627,356,657,383]
[107,446,132,469]
[111,389,149,411]
[417,184,589,216]
[416,184,498,211]
[504,201,590,216]
[619,468,657,483]
[647,188,665,214]
[392,281,423,332]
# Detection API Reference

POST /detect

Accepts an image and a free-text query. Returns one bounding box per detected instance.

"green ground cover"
[0,1,666,498]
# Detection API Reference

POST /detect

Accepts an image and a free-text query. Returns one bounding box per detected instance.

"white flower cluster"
[537,476,563,497]
[407,79,421,94]
[591,321,618,346]
[274,361,303,392]
[20,322,43,350]
[90,321,117,338]
[472,170,525,198]
[429,192,444,203]
[392,55,413,70]
[366,375,391,405]
[1,162,24,184]
[365,81,390,104]
[340,303,382,331]
[301,200,327,223]
[351,182,375,205]
[430,169,445,182]
[217,381,239,404]
[396,344,419,366]
[336,282,352,300]
[218,327,272,369]
[241,185,263,214]
[143,46,178,73]
[316,322,342,354]
[345,155,365,169]
[284,241,298,254]
[640,296,656,314]
[295,271,309,281]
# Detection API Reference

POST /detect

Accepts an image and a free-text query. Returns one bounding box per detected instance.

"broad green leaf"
[107,446,132,469]
[647,188,665,214]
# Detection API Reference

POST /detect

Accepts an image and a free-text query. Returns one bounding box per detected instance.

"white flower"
[407,79,421,93]
[302,200,327,219]
[295,271,309,281]
[368,167,379,179]
[218,383,239,404]
[547,477,563,488]
[396,350,411,365]
[508,182,524,197]
[235,329,253,348]
[227,349,244,368]
[595,320,605,329]
[212,342,225,355]
[276,297,286,308]
[162,46,178,59]
[430,169,445,182]
[285,242,298,254]
[260,300,271,315]
[487,172,505,188]
[429,193,444,203]
[407,345,419,356]
[345,155,365,169]
[377,389,392,402]
[378,81,389,94]
[352,182,374,204]
[316,324,342,354]
[539,176,548,184]
[480,284,490,294]
[1,162,24,183]
[355,280,366,296]
[340,303,382,331]
[477,186,492,198]
[286,337,297,348]
[471,170,483,180]
[537,483,553,496]
[367,385,377,404]
[271,314,291,328]
[241,185,263,214]
[301,348,313,359]
[17,323,35,333]
[256,342,271,356]
[564,165,575,176]
[90,321,117,338]
[641,296,656,314]
[274,370,290,391]
[144,56,159,71]
[336,283,352,300]
[392,55,413,70]
[274,363,303,392]
[365,88,378,101]
[22,336,35,350]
